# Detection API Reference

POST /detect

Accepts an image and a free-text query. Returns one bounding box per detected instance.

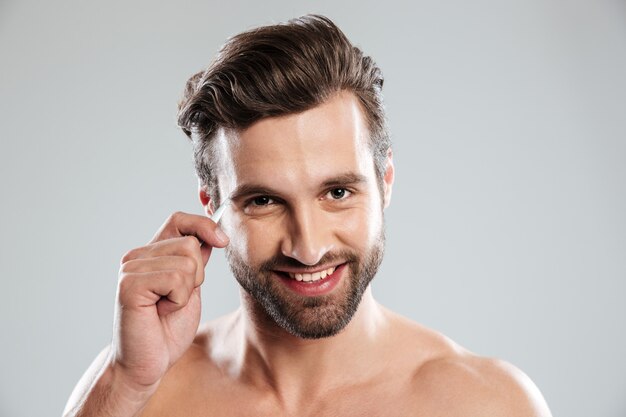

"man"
[64,15,552,416]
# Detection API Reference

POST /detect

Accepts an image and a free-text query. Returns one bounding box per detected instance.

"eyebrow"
[321,172,368,188]
[228,172,368,201]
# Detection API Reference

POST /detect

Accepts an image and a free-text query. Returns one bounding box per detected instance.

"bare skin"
[64,92,552,417]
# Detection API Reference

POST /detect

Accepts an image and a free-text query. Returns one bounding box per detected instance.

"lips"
[286,265,337,282]
[273,263,346,297]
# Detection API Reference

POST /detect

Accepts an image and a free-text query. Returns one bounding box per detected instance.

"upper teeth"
[288,266,337,282]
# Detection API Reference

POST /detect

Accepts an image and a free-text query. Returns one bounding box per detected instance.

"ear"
[382,149,394,209]
[198,181,215,216]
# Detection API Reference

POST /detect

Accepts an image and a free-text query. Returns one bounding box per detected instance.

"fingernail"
[215,226,229,244]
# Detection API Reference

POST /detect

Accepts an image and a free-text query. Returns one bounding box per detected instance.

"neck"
[230,286,388,405]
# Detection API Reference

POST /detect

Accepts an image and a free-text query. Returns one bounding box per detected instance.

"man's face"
[207,92,393,339]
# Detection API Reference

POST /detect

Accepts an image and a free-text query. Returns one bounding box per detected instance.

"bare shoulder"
[138,312,241,415]
[380,309,551,416]
[388,313,552,417]
[413,353,552,416]
[165,310,241,379]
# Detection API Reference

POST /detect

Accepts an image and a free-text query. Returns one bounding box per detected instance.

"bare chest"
[140,378,423,417]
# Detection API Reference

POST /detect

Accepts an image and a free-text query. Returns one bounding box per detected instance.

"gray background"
[1,0,624,416]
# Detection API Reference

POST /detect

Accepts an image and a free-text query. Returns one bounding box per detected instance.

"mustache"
[258,250,359,272]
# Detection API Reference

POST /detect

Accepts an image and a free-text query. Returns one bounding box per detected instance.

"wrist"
[108,362,161,400]
[97,362,159,416]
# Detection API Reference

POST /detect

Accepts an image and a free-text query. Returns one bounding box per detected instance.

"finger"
[199,244,212,266]
[157,286,201,317]
[121,255,204,287]
[118,270,194,314]
[121,237,204,286]
[150,212,229,248]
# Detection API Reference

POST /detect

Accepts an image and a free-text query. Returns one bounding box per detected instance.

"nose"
[280,204,334,266]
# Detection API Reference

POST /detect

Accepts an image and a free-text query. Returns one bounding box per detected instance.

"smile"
[273,263,347,297]
[286,266,337,282]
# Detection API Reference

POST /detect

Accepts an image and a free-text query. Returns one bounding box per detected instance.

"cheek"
[221,215,250,261]
[223,215,282,264]
[334,199,383,250]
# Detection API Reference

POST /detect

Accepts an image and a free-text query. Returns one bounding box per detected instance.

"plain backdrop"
[1,0,625,416]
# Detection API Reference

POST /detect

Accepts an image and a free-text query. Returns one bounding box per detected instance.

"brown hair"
[177,14,390,204]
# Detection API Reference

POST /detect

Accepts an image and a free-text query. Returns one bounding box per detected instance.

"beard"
[225,228,385,339]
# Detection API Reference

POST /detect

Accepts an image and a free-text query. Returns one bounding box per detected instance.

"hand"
[111,212,229,391]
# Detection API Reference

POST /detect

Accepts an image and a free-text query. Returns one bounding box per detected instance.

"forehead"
[214,92,375,195]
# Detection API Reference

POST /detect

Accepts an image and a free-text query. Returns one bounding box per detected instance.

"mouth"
[284,265,338,282]
[272,263,347,296]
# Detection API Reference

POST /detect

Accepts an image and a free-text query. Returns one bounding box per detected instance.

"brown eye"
[252,196,272,206]
[329,188,349,199]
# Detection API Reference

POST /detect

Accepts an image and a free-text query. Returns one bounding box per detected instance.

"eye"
[242,195,279,216]
[327,188,351,200]
[251,196,273,206]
